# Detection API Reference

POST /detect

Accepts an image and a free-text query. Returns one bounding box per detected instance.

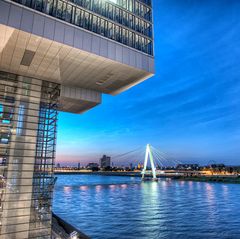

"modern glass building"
[0,0,154,238]
[11,0,153,55]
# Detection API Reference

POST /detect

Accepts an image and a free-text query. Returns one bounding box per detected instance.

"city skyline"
[57,0,240,166]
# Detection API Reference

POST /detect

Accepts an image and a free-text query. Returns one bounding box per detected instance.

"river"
[53,174,240,239]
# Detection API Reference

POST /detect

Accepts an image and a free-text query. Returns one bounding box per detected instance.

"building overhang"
[0,0,155,113]
[59,85,101,114]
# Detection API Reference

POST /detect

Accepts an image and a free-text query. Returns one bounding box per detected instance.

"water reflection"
[54,175,240,239]
[79,185,88,191]
[139,182,161,238]
[120,184,127,189]
[95,185,102,192]
[204,183,218,226]
[109,184,116,190]
[179,180,185,186]
[205,183,215,204]
[222,185,229,199]
[63,186,72,195]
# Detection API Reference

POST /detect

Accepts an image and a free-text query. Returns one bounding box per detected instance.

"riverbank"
[55,170,141,177]
[54,171,240,183]
[174,175,240,183]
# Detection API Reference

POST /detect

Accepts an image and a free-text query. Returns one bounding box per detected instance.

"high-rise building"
[100,155,111,168]
[129,163,133,170]
[0,0,154,238]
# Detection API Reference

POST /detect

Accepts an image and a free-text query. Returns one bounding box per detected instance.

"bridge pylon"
[141,144,158,181]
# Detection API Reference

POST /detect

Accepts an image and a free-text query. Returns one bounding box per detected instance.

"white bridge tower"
[142,144,158,181]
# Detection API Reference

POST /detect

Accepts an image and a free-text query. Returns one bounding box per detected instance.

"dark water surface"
[53,174,240,239]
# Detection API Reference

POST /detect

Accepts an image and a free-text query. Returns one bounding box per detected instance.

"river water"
[53,174,240,239]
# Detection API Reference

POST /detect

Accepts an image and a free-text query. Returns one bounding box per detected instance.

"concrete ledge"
[52,212,90,239]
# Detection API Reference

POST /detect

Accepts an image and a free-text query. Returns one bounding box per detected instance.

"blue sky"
[56,0,240,166]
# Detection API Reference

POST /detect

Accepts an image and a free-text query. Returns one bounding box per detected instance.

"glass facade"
[11,0,153,55]
[0,71,59,239]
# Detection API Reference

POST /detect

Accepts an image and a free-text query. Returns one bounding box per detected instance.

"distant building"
[209,164,225,169]
[137,163,142,170]
[78,162,81,169]
[100,155,111,169]
[86,163,99,171]
[176,164,199,170]
[57,163,61,168]
[130,163,133,170]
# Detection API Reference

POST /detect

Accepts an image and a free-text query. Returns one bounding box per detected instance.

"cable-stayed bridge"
[112,144,182,181]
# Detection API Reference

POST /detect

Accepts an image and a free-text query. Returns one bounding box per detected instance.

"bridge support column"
[142,144,158,181]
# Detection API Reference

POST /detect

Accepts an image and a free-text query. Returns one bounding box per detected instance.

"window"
[100,1,106,16]
[75,8,81,25]
[34,0,43,11]
[129,31,134,47]
[122,0,127,9]
[13,0,153,55]
[135,1,140,15]
[79,9,84,27]
[140,20,144,34]
[122,11,128,26]
[108,22,114,39]
[0,104,2,121]
[44,0,53,14]
[92,15,98,33]
[129,14,134,29]
[56,0,63,19]
[108,4,113,20]
[135,17,140,32]
[62,2,67,19]
[128,0,133,11]
[65,4,72,23]
[147,39,152,54]
[0,129,9,144]
[16,105,25,136]
[83,0,90,9]
[100,18,105,36]
[135,34,140,50]
[115,25,121,42]
[145,7,151,21]
[83,11,91,30]
[0,104,13,124]
[74,0,82,6]
[115,8,121,23]
[92,0,99,12]
[22,79,30,96]
[122,28,128,45]
[145,22,152,37]
[140,4,144,18]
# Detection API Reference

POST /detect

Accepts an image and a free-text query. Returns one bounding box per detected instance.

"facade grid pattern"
[0,71,59,239]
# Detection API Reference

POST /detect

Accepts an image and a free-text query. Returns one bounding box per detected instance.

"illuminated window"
[16,105,25,136]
